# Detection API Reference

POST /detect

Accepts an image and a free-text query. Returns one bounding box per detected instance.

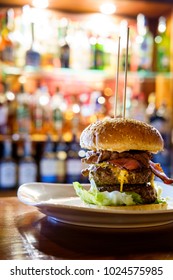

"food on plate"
[73,117,173,207]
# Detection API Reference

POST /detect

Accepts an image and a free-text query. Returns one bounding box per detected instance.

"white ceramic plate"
[17,182,173,229]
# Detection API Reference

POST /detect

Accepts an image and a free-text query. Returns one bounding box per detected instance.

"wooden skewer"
[122,26,130,119]
[114,36,121,118]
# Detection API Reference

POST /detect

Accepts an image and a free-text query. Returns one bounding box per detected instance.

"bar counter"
[0,196,173,260]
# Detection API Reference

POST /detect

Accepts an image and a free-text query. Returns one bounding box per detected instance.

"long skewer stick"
[122,26,130,119]
[114,36,121,118]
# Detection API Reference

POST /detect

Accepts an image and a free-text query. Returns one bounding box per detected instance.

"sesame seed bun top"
[80,117,164,153]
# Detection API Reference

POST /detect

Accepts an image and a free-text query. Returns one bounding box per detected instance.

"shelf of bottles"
[0,6,172,190]
[0,132,90,191]
[0,6,171,72]
[0,6,171,133]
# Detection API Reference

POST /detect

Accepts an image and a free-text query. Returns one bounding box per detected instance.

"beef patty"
[97,183,157,204]
[88,164,153,186]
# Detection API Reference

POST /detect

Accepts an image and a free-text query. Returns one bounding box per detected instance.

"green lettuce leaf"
[73,180,143,206]
[155,185,167,204]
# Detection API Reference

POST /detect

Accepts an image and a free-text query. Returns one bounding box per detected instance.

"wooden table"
[0,196,173,260]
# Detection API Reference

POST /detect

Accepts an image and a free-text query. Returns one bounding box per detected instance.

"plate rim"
[17,181,173,228]
[17,181,173,215]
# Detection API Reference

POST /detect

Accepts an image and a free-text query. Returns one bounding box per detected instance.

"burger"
[73,117,173,207]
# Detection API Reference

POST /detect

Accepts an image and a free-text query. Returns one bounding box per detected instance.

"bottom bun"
[106,202,168,211]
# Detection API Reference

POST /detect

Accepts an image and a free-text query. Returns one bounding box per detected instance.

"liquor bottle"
[136,14,154,72]
[16,83,31,135]
[18,136,37,186]
[155,16,170,72]
[59,42,70,68]
[70,26,91,70]
[146,92,156,123]
[52,94,67,183]
[50,87,67,135]
[0,138,17,189]
[58,18,70,68]
[32,83,44,134]
[53,107,63,132]
[25,22,40,67]
[39,134,57,183]
[34,104,44,134]
[4,82,16,135]
[55,136,68,183]
[14,5,31,67]
[40,86,53,135]
[32,83,51,135]
[66,133,82,183]
[103,35,115,72]
[0,9,14,64]
[90,35,105,70]
[0,83,8,135]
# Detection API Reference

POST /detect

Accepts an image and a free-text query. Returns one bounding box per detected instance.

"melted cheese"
[94,162,129,192]
[150,173,155,187]
[91,161,154,193]
[117,169,129,192]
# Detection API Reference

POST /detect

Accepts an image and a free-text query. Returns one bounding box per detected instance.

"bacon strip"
[149,160,173,184]
[108,158,142,170]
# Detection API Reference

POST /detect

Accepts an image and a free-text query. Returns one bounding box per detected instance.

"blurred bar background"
[0,0,173,194]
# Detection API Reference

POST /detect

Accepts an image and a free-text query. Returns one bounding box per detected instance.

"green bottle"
[136,14,154,72]
[155,16,170,72]
[90,36,105,70]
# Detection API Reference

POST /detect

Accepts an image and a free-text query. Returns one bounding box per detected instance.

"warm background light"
[32,0,49,9]
[99,2,116,15]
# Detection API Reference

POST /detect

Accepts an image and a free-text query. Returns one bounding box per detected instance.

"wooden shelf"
[0,134,59,142]
[0,0,172,18]
[1,63,173,81]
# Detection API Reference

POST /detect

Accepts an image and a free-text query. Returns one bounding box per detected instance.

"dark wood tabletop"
[0,196,173,260]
